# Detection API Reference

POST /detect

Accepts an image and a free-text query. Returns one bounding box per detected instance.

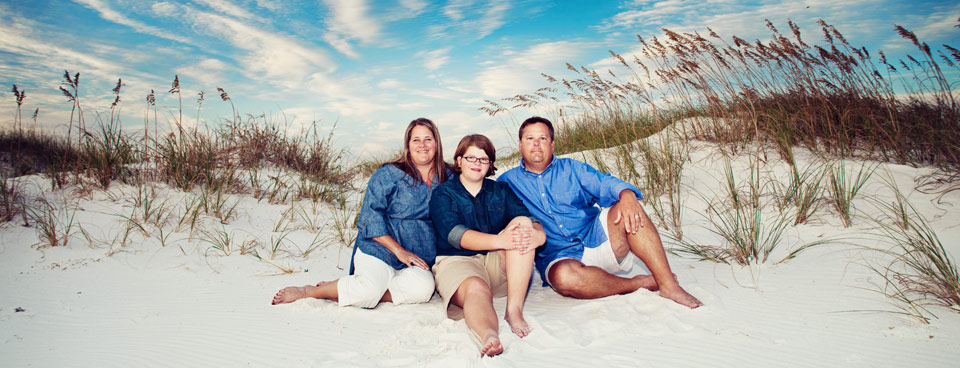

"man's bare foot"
[315,280,334,287]
[271,285,313,305]
[633,273,678,292]
[504,310,531,338]
[659,285,703,309]
[479,334,503,357]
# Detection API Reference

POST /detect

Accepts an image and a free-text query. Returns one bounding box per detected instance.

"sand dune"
[2,138,959,367]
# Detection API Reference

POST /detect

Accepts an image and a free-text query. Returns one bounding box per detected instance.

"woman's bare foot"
[479,334,503,357]
[271,285,314,305]
[659,285,703,309]
[504,310,531,338]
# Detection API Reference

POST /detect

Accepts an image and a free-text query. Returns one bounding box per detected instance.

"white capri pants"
[337,248,436,308]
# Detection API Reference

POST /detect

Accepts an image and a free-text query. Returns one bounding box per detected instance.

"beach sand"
[2,138,959,367]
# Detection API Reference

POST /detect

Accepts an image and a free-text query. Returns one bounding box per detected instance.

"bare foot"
[633,273,678,292]
[659,285,703,309]
[504,310,531,338]
[479,335,503,357]
[271,286,313,305]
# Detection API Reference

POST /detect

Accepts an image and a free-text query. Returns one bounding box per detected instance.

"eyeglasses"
[462,156,492,164]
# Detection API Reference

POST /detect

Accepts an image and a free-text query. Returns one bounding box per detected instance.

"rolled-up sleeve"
[429,186,467,249]
[356,167,394,239]
[575,160,643,207]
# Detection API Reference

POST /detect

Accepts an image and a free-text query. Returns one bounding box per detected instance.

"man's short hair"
[518,116,555,141]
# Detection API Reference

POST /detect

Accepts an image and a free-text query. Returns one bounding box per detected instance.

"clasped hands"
[501,217,541,255]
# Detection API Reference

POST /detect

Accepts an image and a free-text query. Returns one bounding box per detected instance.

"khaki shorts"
[432,251,507,320]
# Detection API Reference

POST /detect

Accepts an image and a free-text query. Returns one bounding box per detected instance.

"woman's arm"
[371,235,428,270]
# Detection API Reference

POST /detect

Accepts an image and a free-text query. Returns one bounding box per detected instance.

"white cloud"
[431,0,510,41]
[255,0,280,12]
[175,58,232,87]
[377,79,402,89]
[196,0,255,19]
[171,5,335,89]
[443,0,472,21]
[73,0,196,46]
[419,47,452,71]
[323,0,381,42]
[399,0,428,14]
[476,41,586,98]
[323,33,360,59]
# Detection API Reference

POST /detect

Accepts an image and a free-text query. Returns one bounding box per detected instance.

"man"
[498,116,702,308]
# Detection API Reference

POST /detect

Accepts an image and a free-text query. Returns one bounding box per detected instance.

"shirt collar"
[453,173,487,195]
[519,155,558,175]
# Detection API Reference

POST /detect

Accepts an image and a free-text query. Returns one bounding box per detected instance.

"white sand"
[2,137,959,367]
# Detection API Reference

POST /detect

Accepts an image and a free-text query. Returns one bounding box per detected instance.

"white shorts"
[546,207,635,277]
[337,248,436,308]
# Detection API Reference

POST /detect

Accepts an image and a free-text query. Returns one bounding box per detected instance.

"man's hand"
[612,190,644,234]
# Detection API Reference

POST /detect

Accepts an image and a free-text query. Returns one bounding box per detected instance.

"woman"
[272,118,450,308]
[429,134,546,357]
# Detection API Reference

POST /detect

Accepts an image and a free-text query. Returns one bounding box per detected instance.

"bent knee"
[548,261,586,297]
[458,276,493,299]
[391,269,436,304]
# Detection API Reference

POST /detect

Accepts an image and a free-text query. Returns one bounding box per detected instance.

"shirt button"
[558,225,563,228]
[541,193,545,197]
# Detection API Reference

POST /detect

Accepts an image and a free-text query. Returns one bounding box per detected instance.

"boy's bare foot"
[504,310,531,338]
[271,285,314,305]
[480,334,503,357]
[659,285,703,309]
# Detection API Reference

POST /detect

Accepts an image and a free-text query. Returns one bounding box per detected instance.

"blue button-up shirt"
[498,156,642,284]
[429,175,535,257]
[350,164,448,274]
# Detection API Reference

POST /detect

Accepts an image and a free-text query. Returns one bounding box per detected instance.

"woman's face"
[457,145,490,183]
[408,125,437,168]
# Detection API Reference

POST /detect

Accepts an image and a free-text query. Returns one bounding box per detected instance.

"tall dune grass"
[483,19,959,173]
[482,19,959,314]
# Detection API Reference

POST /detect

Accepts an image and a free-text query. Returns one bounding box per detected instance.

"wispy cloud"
[72,0,197,46]
[161,2,335,90]
[430,0,510,40]
[419,47,452,71]
[321,0,382,58]
[195,0,255,19]
[475,41,586,98]
[175,58,232,87]
[323,33,360,59]
[387,0,429,20]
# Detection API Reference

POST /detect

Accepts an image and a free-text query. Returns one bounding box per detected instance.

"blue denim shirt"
[497,156,643,284]
[350,164,448,274]
[429,175,534,257]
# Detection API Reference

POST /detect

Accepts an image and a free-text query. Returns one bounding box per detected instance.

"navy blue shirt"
[429,175,535,257]
[350,164,448,274]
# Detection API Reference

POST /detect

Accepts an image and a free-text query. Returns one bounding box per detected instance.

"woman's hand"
[394,248,429,270]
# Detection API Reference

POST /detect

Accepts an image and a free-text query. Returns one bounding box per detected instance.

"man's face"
[519,122,554,166]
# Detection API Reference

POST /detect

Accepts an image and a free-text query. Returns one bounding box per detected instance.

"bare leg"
[606,203,702,308]
[271,280,339,304]
[452,277,502,357]
[547,260,659,299]
[501,249,534,337]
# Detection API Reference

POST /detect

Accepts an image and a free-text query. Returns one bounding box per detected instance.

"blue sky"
[1,0,958,160]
